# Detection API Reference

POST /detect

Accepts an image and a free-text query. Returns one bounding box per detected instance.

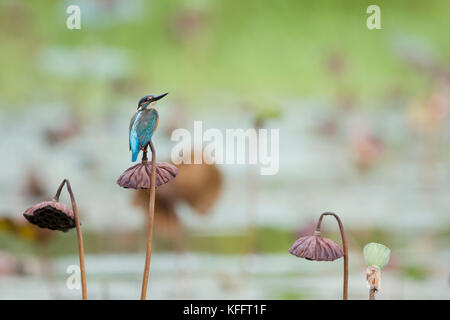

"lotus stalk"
[289,211,348,300]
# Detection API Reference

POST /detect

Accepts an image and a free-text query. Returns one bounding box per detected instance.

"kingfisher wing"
[136,108,159,148]
[129,111,138,150]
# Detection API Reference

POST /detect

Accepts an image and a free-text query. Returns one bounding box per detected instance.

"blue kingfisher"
[129,92,168,162]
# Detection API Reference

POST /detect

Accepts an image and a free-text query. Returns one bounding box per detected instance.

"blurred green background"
[0,0,449,299]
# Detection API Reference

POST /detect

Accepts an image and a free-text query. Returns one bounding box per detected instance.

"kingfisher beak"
[153,92,168,102]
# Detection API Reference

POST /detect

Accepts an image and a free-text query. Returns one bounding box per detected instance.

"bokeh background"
[0,0,449,299]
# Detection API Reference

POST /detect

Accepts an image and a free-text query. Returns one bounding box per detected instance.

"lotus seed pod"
[117,161,178,189]
[363,242,391,270]
[23,200,75,232]
[289,231,344,261]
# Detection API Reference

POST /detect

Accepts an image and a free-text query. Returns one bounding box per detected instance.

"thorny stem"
[316,212,348,300]
[140,140,156,300]
[53,179,87,300]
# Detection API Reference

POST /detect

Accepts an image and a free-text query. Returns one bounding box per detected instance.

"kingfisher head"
[137,92,168,111]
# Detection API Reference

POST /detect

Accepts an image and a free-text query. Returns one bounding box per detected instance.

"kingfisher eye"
[138,97,146,107]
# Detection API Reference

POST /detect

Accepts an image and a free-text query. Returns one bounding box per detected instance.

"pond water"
[1,252,448,300]
[0,101,449,299]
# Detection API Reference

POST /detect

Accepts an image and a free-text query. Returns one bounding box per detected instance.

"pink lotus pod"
[117,161,178,190]
[23,200,75,232]
[289,231,344,261]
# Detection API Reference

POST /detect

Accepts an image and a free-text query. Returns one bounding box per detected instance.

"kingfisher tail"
[131,149,139,162]
[130,131,140,162]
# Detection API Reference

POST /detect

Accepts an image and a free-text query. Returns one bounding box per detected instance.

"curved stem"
[316,212,348,300]
[55,179,87,300]
[140,140,156,300]
[53,179,66,201]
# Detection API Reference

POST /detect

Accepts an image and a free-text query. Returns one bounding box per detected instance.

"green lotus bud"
[363,242,391,270]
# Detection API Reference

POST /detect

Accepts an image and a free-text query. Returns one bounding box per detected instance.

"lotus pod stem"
[316,212,348,300]
[140,141,156,300]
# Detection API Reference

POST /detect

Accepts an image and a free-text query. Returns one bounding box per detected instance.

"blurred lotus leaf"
[0,217,54,248]
[173,161,223,214]
[23,171,47,199]
[133,187,181,237]
[133,154,223,235]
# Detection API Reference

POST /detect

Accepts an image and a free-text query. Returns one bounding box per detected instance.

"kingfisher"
[129,92,168,162]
